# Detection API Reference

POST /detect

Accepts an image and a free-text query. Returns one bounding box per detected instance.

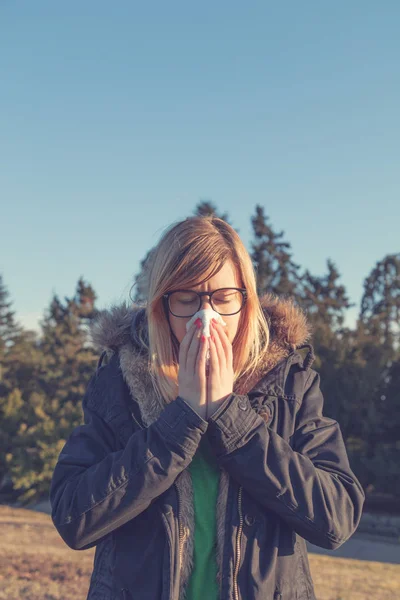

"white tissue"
[186,308,226,337]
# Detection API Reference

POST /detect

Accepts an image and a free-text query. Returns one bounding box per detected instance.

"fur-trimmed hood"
[90,293,311,376]
[89,293,312,431]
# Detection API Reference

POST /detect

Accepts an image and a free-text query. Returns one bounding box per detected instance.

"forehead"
[191,260,240,290]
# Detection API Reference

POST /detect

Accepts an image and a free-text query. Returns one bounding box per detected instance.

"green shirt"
[186,434,220,599]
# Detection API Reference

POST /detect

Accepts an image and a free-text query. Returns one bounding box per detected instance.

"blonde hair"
[139,216,270,402]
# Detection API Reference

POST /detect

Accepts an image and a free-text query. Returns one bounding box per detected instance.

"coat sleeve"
[206,371,365,549]
[49,368,207,551]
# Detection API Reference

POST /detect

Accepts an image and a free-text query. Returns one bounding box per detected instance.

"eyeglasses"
[163,287,247,318]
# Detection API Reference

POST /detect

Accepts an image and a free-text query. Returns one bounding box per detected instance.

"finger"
[179,321,199,370]
[186,323,202,373]
[211,324,226,369]
[179,321,196,370]
[212,321,233,366]
[196,334,208,376]
[208,333,219,376]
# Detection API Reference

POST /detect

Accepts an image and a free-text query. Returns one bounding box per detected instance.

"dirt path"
[308,532,400,565]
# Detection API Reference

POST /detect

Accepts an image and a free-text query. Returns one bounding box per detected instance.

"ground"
[1,506,399,600]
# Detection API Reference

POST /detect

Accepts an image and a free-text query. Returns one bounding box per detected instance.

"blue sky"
[1,1,399,333]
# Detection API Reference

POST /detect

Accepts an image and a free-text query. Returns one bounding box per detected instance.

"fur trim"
[90,302,133,353]
[260,293,310,350]
[234,293,311,392]
[90,294,310,363]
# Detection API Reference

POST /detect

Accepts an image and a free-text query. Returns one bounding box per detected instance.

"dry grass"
[1,506,399,600]
[0,506,94,600]
[308,554,399,600]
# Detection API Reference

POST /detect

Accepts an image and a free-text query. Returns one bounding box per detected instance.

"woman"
[50,216,365,600]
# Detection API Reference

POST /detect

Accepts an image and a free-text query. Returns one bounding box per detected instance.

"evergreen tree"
[132,248,156,304]
[194,199,231,223]
[334,256,400,497]
[300,261,353,436]
[341,328,400,495]
[345,253,400,483]
[360,253,400,350]
[358,253,400,478]
[76,276,97,319]
[250,205,301,297]
[0,275,41,499]
[379,358,400,445]
[0,274,22,371]
[300,259,353,333]
[4,279,98,503]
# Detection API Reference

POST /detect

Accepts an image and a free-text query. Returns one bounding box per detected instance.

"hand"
[206,319,234,418]
[178,319,208,420]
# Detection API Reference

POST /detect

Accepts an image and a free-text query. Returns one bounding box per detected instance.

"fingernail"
[195,319,202,328]
[201,334,206,342]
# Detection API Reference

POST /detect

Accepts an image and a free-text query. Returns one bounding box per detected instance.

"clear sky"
[1,1,399,334]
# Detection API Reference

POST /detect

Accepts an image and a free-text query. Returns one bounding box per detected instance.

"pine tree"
[0,275,42,500]
[342,327,400,496]
[360,253,400,350]
[344,254,400,494]
[298,260,354,433]
[194,199,231,224]
[250,205,301,297]
[132,248,156,304]
[379,358,400,445]
[5,279,98,503]
[76,276,97,319]
[0,274,22,371]
[301,259,353,331]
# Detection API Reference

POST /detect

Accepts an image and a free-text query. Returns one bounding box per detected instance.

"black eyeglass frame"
[163,287,248,318]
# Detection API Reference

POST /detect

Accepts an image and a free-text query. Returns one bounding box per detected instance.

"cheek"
[169,317,188,344]
[224,315,240,343]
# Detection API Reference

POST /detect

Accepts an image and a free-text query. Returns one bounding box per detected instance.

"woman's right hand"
[178,319,208,420]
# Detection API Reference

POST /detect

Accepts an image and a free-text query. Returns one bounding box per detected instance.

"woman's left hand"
[206,319,234,418]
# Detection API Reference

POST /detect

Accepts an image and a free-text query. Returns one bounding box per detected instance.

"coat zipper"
[233,485,243,600]
[176,484,189,582]
[179,524,189,572]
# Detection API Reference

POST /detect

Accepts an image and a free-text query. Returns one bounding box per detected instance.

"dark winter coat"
[49,295,365,600]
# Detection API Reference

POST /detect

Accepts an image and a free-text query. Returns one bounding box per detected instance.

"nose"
[200,295,212,311]
[200,299,212,310]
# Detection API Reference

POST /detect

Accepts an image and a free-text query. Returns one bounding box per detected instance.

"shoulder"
[260,294,311,352]
[84,351,129,420]
[255,294,313,385]
[285,350,319,399]
[89,302,148,356]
